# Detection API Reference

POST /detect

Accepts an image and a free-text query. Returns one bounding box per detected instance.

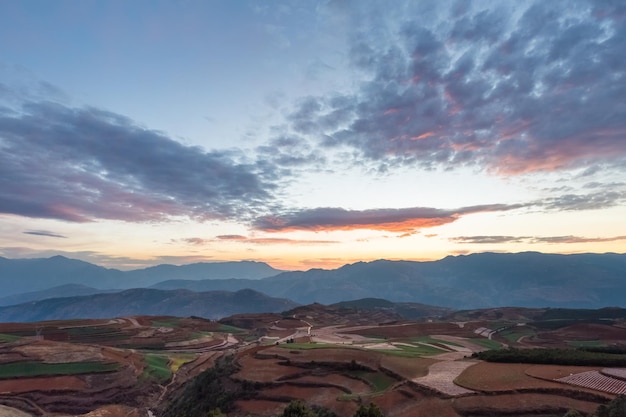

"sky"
[0,0,625,271]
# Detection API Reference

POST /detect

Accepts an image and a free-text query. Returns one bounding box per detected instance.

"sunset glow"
[0,0,624,271]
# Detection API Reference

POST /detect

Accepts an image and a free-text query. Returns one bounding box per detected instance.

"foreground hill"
[0,288,297,322]
[0,256,284,297]
[1,306,626,416]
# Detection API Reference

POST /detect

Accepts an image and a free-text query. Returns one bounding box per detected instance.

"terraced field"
[0,308,624,417]
[557,371,626,395]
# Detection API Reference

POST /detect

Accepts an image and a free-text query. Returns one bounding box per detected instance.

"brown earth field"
[1,309,626,417]
[0,316,243,416]
[542,323,626,342]
[0,375,86,394]
[455,362,610,397]
[343,322,480,339]
[452,393,602,416]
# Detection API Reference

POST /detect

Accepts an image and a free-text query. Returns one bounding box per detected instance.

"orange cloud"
[411,131,436,140]
[253,204,523,233]
[217,235,337,245]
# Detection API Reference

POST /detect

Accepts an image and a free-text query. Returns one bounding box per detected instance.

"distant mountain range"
[150,252,626,308]
[0,256,284,296]
[0,288,297,322]
[1,252,625,319]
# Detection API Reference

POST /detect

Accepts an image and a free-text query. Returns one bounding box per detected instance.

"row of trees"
[474,347,626,367]
[203,394,626,417]
[281,401,384,417]
[562,395,626,417]
[204,401,384,417]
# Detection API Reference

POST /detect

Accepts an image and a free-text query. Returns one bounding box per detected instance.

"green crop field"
[498,327,535,343]
[346,370,396,392]
[0,361,119,379]
[412,336,463,347]
[278,342,338,350]
[151,318,181,328]
[0,333,21,342]
[378,343,446,358]
[469,338,503,350]
[216,324,246,334]
[142,354,172,383]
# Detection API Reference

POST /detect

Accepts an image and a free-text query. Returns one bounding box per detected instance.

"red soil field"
[456,362,575,391]
[344,322,477,339]
[235,399,285,417]
[543,323,626,341]
[261,384,347,408]
[0,375,86,394]
[234,355,304,382]
[70,404,143,417]
[266,346,385,370]
[525,364,602,380]
[294,374,372,394]
[382,395,460,417]
[380,356,436,380]
[453,393,601,416]
[274,318,308,329]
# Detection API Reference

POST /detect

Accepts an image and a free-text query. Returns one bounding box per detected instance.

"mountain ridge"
[0,288,297,322]
[1,252,625,310]
[0,257,284,296]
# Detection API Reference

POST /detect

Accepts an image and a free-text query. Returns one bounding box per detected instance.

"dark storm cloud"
[0,100,278,222]
[23,230,67,238]
[252,203,524,233]
[287,0,626,174]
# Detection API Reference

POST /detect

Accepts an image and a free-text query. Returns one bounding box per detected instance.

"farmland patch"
[556,370,626,395]
[0,361,119,379]
[0,375,86,394]
[453,393,601,416]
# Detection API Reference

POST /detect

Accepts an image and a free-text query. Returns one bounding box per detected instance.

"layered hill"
[0,256,284,296]
[152,252,626,309]
[0,288,297,322]
[1,252,625,310]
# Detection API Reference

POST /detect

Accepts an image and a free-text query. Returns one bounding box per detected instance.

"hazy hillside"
[0,284,113,306]
[332,298,454,319]
[2,252,625,310]
[149,252,626,309]
[0,288,298,322]
[0,255,123,296]
[0,256,284,297]
[124,261,284,287]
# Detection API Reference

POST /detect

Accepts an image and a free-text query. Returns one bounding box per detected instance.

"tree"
[282,400,317,417]
[595,395,626,417]
[207,409,226,417]
[353,403,384,417]
[562,410,583,417]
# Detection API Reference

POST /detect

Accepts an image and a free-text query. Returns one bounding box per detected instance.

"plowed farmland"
[0,307,624,417]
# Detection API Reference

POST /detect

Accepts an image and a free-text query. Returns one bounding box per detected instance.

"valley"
[1,304,625,416]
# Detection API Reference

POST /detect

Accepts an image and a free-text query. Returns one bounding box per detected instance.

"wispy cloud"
[253,204,524,233]
[451,235,626,245]
[276,1,626,175]
[542,190,626,211]
[23,230,67,238]
[216,235,338,245]
[0,99,279,223]
[175,235,339,246]
[450,236,530,244]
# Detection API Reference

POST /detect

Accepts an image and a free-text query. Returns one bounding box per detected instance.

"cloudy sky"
[1,0,625,270]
